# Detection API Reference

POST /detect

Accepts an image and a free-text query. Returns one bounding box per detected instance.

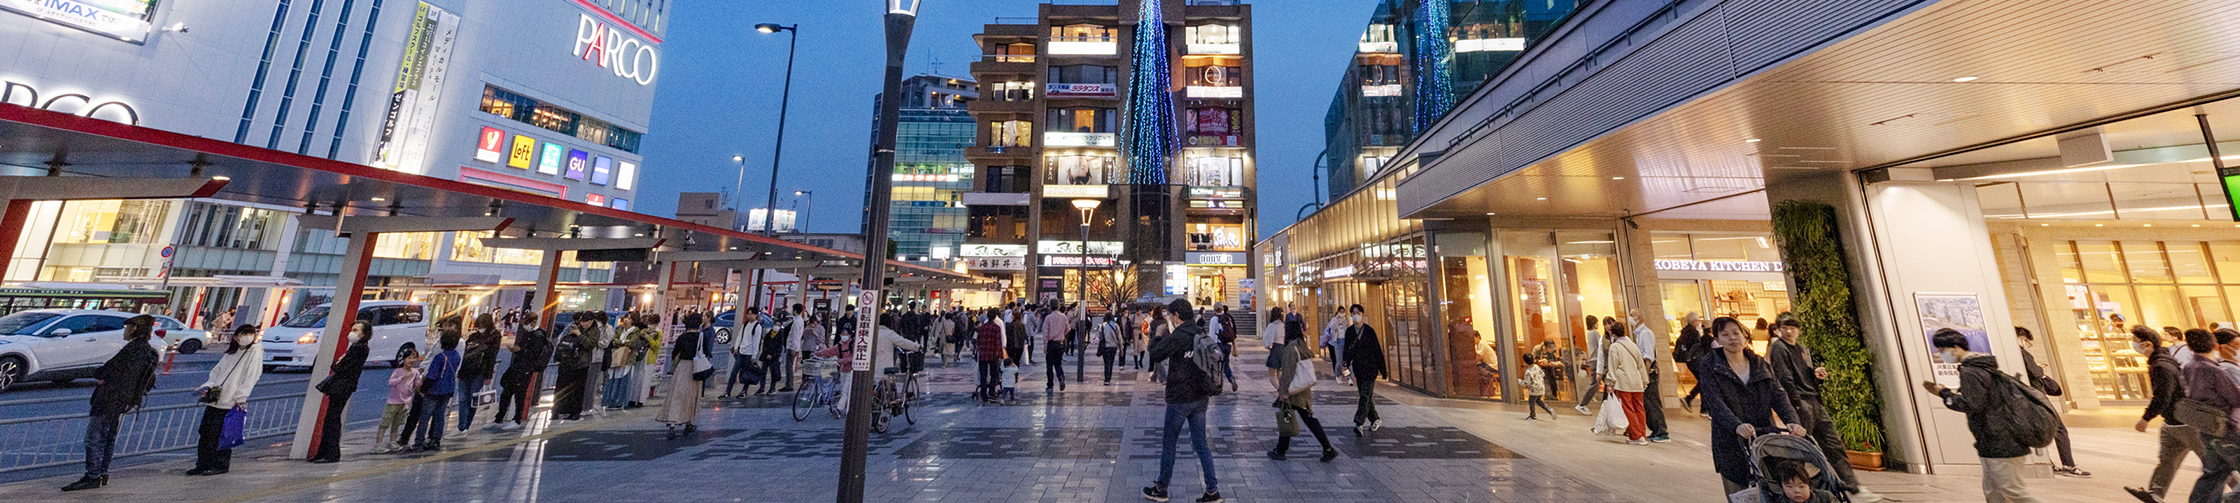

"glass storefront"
[2046,239,2240,400]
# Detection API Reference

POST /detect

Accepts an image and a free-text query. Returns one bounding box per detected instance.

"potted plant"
[1772,200,1888,470]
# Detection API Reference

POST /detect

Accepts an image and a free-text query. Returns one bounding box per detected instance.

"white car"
[261,301,429,371]
[148,316,212,354]
[0,309,170,392]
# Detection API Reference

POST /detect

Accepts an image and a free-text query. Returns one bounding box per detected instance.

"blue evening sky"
[634,0,1366,235]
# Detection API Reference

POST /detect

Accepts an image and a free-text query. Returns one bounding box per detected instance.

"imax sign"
[573,14,660,85]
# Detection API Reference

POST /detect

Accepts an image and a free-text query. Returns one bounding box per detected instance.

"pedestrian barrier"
[0,392,307,473]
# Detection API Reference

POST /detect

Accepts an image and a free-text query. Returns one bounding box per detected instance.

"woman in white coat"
[190,325,265,476]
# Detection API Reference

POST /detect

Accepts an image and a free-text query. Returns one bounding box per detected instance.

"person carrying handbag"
[657,314,714,438]
[190,324,264,476]
[1094,313,1120,385]
[1268,318,1336,462]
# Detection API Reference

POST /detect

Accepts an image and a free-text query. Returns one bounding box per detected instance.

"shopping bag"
[690,354,716,381]
[473,389,499,407]
[217,406,247,449]
[1591,394,1628,436]
[1277,407,1299,437]
[1289,355,1318,392]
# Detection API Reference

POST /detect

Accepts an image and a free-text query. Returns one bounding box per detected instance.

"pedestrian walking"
[408,331,460,451]
[1766,313,1882,501]
[2014,327,2089,478]
[1267,318,1336,463]
[308,320,371,463]
[1519,354,1554,420]
[758,311,787,395]
[722,307,764,399]
[63,315,160,491]
[2127,324,2200,503]
[1922,328,2046,503]
[1323,311,1350,384]
[457,314,502,431]
[1674,312,1707,410]
[1095,313,1121,384]
[491,314,549,430]
[373,351,422,454]
[552,314,594,420]
[1575,316,1605,415]
[1261,307,1289,390]
[1630,313,1670,442]
[782,304,807,392]
[976,310,1006,401]
[1603,322,1650,445]
[1044,305,1070,392]
[1342,304,1385,434]
[1697,316,1806,495]
[1214,304,1239,392]
[188,325,265,476]
[658,313,715,438]
[1143,299,1222,503]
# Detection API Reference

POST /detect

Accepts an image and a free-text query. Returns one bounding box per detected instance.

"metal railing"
[0,392,306,473]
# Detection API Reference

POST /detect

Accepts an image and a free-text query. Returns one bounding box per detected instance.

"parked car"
[151,316,213,354]
[261,301,428,371]
[0,309,169,392]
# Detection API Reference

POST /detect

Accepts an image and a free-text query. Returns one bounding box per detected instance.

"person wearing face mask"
[1922,328,2046,503]
[189,325,266,476]
[1695,316,1805,495]
[308,320,373,463]
[1766,313,1881,501]
[2126,324,2200,503]
[1628,313,1670,443]
[2014,327,2088,478]
[1342,304,1385,434]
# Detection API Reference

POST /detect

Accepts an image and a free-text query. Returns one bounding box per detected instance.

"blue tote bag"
[217,406,247,450]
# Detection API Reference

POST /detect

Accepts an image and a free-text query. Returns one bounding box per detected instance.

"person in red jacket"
[975,310,1006,402]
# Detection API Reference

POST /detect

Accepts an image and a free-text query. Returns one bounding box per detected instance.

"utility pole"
[839,2,917,502]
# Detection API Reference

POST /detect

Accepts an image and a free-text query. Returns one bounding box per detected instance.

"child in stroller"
[1730,433,1849,503]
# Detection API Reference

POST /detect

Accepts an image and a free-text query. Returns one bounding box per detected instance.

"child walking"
[999,357,1020,404]
[1519,354,1554,420]
[375,351,423,453]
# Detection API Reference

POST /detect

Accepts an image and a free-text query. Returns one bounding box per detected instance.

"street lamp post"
[794,190,814,232]
[840,2,917,502]
[745,22,799,314]
[730,155,748,214]
[1071,198,1097,384]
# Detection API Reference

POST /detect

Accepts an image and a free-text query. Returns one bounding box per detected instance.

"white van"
[261,301,429,371]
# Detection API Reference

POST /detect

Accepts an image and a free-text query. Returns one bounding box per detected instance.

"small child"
[1769,458,1834,503]
[999,357,1020,404]
[1519,354,1553,420]
[375,351,424,454]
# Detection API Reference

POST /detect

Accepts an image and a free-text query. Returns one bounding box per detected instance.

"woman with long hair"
[189,324,265,476]
[308,320,372,463]
[1696,316,1805,495]
[1267,312,1337,462]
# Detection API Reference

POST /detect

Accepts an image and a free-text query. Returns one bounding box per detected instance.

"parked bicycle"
[791,357,842,421]
[869,353,922,433]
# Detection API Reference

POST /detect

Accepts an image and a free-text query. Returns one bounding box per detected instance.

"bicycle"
[792,358,842,421]
[870,352,922,433]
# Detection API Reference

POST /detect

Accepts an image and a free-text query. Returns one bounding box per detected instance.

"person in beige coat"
[1602,321,1650,444]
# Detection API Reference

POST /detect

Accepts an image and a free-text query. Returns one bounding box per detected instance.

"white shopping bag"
[1591,393,1629,436]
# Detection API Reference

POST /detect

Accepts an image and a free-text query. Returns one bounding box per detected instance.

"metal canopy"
[478,237,667,251]
[0,104,977,282]
[1396,0,2240,221]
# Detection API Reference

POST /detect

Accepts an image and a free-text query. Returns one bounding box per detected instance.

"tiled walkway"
[0,337,2181,502]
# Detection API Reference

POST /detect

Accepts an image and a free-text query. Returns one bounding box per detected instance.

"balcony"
[971,55,1036,75]
[1046,37,1117,56]
[1187,42,1240,55]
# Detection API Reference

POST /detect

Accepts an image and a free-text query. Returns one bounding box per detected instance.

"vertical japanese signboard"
[370,2,459,175]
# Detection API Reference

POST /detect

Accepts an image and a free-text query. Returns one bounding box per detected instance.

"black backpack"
[1990,370,2059,448]
[553,331,586,369]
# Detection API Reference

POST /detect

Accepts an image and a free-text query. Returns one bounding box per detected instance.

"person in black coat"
[1696,316,1805,495]
[63,315,161,491]
[493,313,551,429]
[1342,304,1386,434]
[552,314,593,420]
[308,320,372,463]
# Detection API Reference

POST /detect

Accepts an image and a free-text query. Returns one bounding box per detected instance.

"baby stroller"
[1729,433,1851,503]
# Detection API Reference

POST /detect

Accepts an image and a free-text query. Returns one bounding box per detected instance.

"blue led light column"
[1123,0,1180,290]
[1411,0,1453,134]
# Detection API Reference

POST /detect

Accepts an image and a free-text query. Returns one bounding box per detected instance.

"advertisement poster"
[1,0,159,43]
[591,156,613,185]
[537,143,564,174]
[1916,292,1990,388]
[473,127,504,163]
[564,149,588,180]
[370,3,459,174]
[507,135,535,168]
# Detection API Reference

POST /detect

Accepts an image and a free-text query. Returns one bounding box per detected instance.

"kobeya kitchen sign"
[573,10,660,85]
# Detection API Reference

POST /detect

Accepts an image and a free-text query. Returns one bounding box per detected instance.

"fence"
[0,392,307,473]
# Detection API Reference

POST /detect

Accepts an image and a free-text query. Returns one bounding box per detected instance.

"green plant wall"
[1771,200,1888,453]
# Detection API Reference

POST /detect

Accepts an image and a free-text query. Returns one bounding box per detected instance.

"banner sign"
[1,0,159,43]
[370,2,460,175]
[967,256,1025,271]
[961,244,1028,257]
[1038,240,1123,255]
[1046,83,1115,98]
[851,297,876,371]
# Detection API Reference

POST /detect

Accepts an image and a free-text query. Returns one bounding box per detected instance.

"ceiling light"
[2040,223,2050,227]
[1952,76,1978,82]
[1744,138,1762,143]
[370,197,386,202]
[1536,197,1547,201]
[1611,177,1625,180]
[2144,224,2153,227]
[2194,224,2203,227]
[1484,212,1497,216]
[2095,224,2104,227]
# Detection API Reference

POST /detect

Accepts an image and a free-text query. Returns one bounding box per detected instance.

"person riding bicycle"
[824,312,924,415]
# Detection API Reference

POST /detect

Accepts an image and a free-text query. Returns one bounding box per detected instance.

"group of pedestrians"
[2121,322,2240,503]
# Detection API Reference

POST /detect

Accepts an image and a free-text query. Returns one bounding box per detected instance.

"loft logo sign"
[573,14,659,86]
[0,80,139,125]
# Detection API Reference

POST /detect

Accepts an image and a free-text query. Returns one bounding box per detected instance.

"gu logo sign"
[574,14,659,85]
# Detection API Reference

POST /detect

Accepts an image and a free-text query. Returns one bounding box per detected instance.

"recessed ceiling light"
[1611,177,1625,180]
[2095,224,2104,227]
[2040,223,2050,226]
[1536,197,1547,201]
[1953,76,1978,82]
[1744,138,1762,143]
[2144,224,2153,227]
[2194,224,2203,227]
[370,197,386,202]
[1484,212,1497,216]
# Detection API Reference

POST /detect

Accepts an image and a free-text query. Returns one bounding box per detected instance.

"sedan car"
[0,309,169,392]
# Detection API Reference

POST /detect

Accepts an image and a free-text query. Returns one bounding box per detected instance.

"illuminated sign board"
[474,127,505,163]
[370,3,459,175]
[961,244,1028,258]
[585,193,607,206]
[507,135,535,168]
[1044,132,1116,148]
[573,14,660,85]
[0,0,159,43]
[564,149,589,180]
[968,256,1025,272]
[1042,255,1118,267]
[1455,37,1525,53]
[1038,240,1123,255]
[1045,83,1116,98]
[616,161,637,190]
[591,156,613,185]
[1164,264,1190,295]
[1186,252,1246,266]
[538,143,564,174]
[1322,265,1355,279]
[1042,184,1110,198]
[612,198,631,211]
[1652,260,1784,273]
[0,80,140,124]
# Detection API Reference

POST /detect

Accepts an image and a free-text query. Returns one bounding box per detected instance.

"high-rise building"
[964,0,1254,309]
[888,75,978,262]
[0,0,667,325]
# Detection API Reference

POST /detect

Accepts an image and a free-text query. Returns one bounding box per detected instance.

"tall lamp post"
[841,2,918,502]
[730,155,748,214]
[746,22,799,314]
[1071,198,1098,384]
[794,190,814,233]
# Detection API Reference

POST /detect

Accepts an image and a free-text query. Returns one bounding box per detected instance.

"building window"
[449,230,543,265]
[478,85,645,153]
[53,200,172,246]
[1184,57,1244,98]
[1184,153,1243,187]
[1185,24,1240,54]
[1185,108,1241,147]
[1188,223,1247,251]
[994,42,1036,63]
[990,81,1035,101]
[1045,108,1114,133]
[1047,24,1117,55]
[988,120,1033,147]
[1048,65,1117,84]
[1044,152,1115,185]
[986,165,1031,193]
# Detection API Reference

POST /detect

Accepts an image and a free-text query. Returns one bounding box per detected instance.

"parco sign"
[574,14,659,85]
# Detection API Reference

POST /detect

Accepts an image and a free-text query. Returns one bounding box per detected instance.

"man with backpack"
[2178,328,2240,503]
[1143,298,1223,503]
[1214,304,1238,392]
[1922,328,2054,503]
[2126,325,2199,503]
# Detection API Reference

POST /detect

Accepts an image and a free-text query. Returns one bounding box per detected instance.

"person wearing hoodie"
[64,315,161,491]
[1143,299,1222,503]
[1697,316,1805,495]
[1923,328,2043,503]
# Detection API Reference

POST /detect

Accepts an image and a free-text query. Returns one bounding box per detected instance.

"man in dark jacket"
[1343,304,1386,434]
[493,314,551,430]
[457,314,502,431]
[2015,327,2088,478]
[1765,314,1878,501]
[65,315,160,491]
[1924,328,2040,503]
[1144,299,1220,503]
[2125,325,2196,503]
